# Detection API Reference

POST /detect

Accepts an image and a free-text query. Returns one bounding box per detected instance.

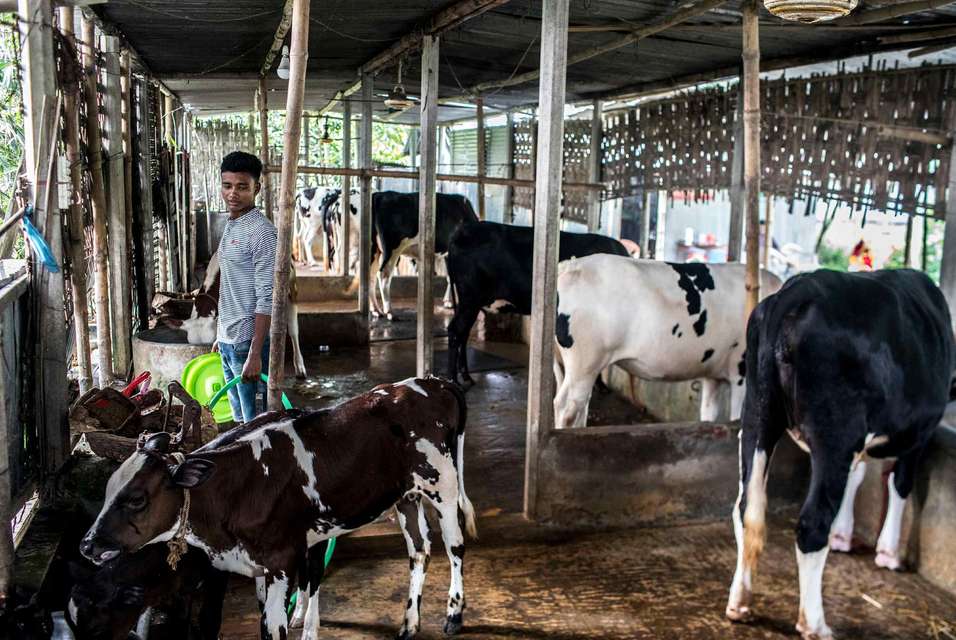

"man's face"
[221,171,260,216]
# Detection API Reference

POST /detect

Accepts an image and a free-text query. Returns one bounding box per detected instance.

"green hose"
[205,373,335,614]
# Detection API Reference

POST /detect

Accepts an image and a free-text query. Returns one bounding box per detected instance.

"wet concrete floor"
[220,333,956,639]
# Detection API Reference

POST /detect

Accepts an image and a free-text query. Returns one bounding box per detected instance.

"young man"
[215,151,277,423]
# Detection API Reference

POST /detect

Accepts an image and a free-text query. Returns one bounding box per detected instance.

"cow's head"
[80,433,215,565]
[66,561,145,640]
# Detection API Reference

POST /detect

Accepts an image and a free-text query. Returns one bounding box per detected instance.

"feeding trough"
[132,326,211,393]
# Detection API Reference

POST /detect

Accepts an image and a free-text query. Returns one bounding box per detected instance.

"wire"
[121,0,281,24]
[309,17,395,42]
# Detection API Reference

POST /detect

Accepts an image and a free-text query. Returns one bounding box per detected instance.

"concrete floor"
[217,323,956,639]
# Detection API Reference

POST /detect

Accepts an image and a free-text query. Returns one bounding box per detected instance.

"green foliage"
[817,243,849,271]
[923,218,944,284]
[885,247,906,270]
[0,21,23,216]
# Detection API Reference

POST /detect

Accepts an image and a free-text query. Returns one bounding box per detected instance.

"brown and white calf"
[170,250,307,378]
[80,377,477,640]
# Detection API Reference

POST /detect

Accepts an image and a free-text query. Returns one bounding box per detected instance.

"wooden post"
[743,0,761,317]
[525,0,569,519]
[476,97,486,220]
[258,77,273,219]
[904,214,914,267]
[82,16,114,386]
[121,49,134,318]
[341,100,352,276]
[728,86,745,262]
[359,74,373,319]
[164,93,184,290]
[103,35,131,378]
[503,111,515,222]
[417,35,439,377]
[641,190,653,259]
[938,135,956,323]
[587,99,602,232]
[21,0,68,475]
[762,195,773,268]
[58,6,92,395]
[267,0,310,410]
[922,214,930,273]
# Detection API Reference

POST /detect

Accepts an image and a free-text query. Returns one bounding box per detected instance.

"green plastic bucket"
[181,352,233,423]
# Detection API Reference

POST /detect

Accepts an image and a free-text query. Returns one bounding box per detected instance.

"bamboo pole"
[417,35,439,377]
[121,48,134,318]
[587,99,602,232]
[525,0,569,518]
[267,0,309,410]
[728,87,744,262]
[476,97,486,220]
[762,195,772,268]
[104,35,132,377]
[504,111,515,223]
[359,74,373,319]
[59,6,92,395]
[258,77,273,219]
[341,100,352,276]
[743,0,760,317]
[82,16,114,386]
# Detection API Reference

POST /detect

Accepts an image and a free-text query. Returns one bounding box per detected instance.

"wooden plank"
[504,112,515,223]
[588,99,603,232]
[266,0,310,410]
[525,0,569,520]
[121,49,135,327]
[476,97,486,220]
[727,87,744,262]
[82,16,114,386]
[103,35,132,378]
[417,35,439,378]
[359,74,373,320]
[939,133,956,323]
[258,77,272,220]
[743,0,761,317]
[58,6,92,395]
[341,100,352,276]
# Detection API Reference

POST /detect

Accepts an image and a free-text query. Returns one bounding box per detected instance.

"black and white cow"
[80,377,477,640]
[296,187,335,267]
[446,221,630,385]
[726,269,955,639]
[553,255,781,428]
[318,188,358,273]
[326,190,479,320]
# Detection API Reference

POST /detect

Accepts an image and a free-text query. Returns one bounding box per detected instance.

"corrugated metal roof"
[92,0,956,121]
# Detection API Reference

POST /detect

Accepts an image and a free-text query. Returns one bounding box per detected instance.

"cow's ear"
[116,585,145,608]
[170,458,215,488]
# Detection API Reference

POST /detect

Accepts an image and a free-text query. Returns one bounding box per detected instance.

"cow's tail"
[444,380,477,540]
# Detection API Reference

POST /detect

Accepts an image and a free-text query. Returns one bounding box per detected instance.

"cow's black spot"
[556,312,574,348]
[732,341,739,349]
[738,354,746,379]
[672,323,679,335]
[701,349,715,363]
[671,262,715,316]
[678,331,683,338]
[407,598,413,610]
[693,309,708,337]
[450,544,465,560]
[417,595,422,611]
[390,424,405,438]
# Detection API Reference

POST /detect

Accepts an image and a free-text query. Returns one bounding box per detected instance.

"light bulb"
[277,45,290,80]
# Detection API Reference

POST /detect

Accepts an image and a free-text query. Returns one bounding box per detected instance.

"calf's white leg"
[396,497,431,640]
[286,305,307,378]
[875,471,906,570]
[699,378,722,422]
[796,546,832,639]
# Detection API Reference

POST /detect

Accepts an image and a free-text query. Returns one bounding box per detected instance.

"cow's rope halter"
[167,451,191,570]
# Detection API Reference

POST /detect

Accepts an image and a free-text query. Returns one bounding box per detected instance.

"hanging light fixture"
[277,45,291,80]
[321,116,334,145]
[384,59,414,109]
[763,0,858,23]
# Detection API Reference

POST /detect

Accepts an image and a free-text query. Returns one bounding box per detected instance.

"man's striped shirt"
[216,207,277,345]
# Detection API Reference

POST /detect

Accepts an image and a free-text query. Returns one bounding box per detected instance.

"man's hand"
[211,340,219,353]
[241,351,262,383]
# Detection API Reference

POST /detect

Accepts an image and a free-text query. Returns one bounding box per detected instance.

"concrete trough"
[132,327,210,392]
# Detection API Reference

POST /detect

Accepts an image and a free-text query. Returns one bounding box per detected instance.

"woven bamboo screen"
[602,64,956,219]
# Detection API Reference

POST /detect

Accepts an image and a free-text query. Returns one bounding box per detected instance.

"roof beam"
[260,0,295,77]
[454,0,727,98]
[359,0,512,77]
[834,0,956,25]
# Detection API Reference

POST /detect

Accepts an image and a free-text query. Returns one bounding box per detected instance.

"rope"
[166,452,190,570]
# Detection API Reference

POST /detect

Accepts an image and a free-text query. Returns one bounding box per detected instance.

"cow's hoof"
[395,628,417,640]
[875,549,902,570]
[796,619,833,640]
[443,613,463,636]
[295,371,307,380]
[372,311,381,319]
[829,532,852,553]
[443,301,454,309]
[387,312,395,321]
[725,604,752,622]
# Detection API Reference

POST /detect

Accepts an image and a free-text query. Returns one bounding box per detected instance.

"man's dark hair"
[220,151,262,181]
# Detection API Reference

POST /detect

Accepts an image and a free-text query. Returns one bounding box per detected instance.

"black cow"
[326,190,479,319]
[726,269,955,639]
[67,545,227,640]
[446,221,630,385]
